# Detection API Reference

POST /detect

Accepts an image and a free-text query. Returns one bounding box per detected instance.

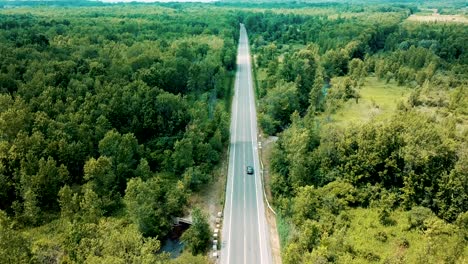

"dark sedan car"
[246,166,254,174]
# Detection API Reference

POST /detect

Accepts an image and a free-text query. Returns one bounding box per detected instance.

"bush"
[379,208,396,226]
[374,231,388,242]
[398,237,410,248]
[408,206,434,230]
[363,251,381,262]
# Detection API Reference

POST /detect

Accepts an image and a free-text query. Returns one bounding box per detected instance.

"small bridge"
[173,217,192,226]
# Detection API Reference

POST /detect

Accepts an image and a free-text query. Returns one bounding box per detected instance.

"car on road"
[246,166,254,174]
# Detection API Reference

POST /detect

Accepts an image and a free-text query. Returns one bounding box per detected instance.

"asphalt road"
[221,24,272,264]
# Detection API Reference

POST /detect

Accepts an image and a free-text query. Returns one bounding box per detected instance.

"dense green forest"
[244,3,467,264]
[0,5,238,263]
[1,1,467,263]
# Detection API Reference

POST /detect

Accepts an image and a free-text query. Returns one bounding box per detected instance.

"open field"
[407,14,468,23]
[336,207,468,263]
[326,77,411,126]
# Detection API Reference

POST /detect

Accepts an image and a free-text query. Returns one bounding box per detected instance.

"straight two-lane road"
[221,24,273,264]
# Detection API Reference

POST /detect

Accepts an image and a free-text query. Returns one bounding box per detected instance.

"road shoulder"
[260,135,282,264]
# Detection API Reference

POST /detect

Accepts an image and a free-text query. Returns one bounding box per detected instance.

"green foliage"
[79,184,103,224]
[456,211,468,240]
[436,146,468,221]
[254,4,467,263]
[0,210,32,263]
[180,208,211,255]
[0,4,236,261]
[124,177,186,237]
[328,76,360,102]
[407,206,434,230]
[171,252,209,264]
[58,185,79,221]
[63,218,165,264]
[1,2,466,262]
[259,81,299,134]
[84,156,120,214]
[172,138,194,175]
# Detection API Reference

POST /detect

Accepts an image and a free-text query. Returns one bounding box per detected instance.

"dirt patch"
[260,135,282,264]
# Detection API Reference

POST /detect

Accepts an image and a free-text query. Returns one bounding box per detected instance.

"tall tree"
[180,208,211,255]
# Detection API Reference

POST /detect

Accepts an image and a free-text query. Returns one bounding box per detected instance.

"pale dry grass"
[407,14,468,24]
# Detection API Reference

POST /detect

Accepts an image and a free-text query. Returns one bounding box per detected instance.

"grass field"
[256,74,411,128]
[325,77,411,127]
[334,208,467,263]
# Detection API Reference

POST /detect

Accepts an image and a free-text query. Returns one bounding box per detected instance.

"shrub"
[408,206,434,230]
[375,231,388,242]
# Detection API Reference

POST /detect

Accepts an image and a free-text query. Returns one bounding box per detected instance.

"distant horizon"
[98,0,218,2]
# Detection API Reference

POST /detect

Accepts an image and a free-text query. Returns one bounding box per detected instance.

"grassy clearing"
[325,77,411,127]
[336,207,467,263]
[407,14,468,23]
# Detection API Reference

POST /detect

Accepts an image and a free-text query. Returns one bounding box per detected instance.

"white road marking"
[243,139,247,264]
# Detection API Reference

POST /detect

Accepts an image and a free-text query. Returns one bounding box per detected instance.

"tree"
[455,211,468,240]
[79,184,103,223]
[63,218,164,264]
[348,58,366,86]
[98,130,140,181]
[261,81,299,134]
[33,156,69,210]
[323,49,350,77]
[58,185,79,221]
[309,67,325,112]
[172,138,194,175]
[436,147,468,221]
[328,77,360,102]
[135,158,152,181]
[181,208,211,255]
[282,242,303,264]
[125,177,186,237]
[0,7,236,262]
[22,188,41,226]
[298,219,321,252]
[84,156,120,213]
[292,186,320,225]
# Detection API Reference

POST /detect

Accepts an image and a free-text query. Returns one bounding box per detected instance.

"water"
[160,222,191,258]
[161,238,185,258]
